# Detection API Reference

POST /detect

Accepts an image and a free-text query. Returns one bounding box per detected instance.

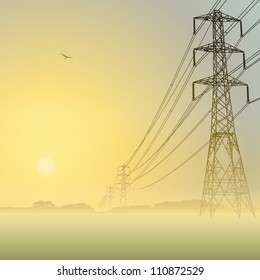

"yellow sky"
[0,0,259,208]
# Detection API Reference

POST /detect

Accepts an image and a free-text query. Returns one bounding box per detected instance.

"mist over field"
[0,205,259,260]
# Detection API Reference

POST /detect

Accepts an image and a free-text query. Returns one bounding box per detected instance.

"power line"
[240,0,259,20]
[225,0,260,35]
[129,2,259,173]
[130,54,260,191]
[128,1,257,214]
[230,49,260,75]
[124,37,196,166]
[130,60,197,172]
[130,33,211,172]
[130,99,199,176]
[103,0,260,207]
[130,102,252,191]
[131,107,211,182]
[130,48,259,184]
[130,142,208,191]
[243,18,260,37]
[218,0,229,10]
[124,0,223,166]
[130,25,260,177]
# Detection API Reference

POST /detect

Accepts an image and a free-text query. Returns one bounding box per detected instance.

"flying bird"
[60,53,73,59]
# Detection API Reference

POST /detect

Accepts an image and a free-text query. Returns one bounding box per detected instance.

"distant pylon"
[193,10,255,216]
[99,195,107,211]
[106,186,114,207]
[100,166,130,210]
[99,186,114,210]
[116,165,130,206]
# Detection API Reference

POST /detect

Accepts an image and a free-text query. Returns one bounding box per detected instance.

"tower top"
[194,10,241,23]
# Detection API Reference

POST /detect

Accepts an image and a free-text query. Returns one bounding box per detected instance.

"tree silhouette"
[32,200,55,208]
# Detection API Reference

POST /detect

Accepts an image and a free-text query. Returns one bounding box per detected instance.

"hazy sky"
[0,0,259,208]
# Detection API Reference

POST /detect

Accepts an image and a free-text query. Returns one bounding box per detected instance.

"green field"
[0,212,259,260]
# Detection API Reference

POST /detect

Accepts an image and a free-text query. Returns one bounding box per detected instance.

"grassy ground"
[0,212,259,259]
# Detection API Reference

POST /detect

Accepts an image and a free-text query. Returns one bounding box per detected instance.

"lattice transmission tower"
[116,165,130,206]
[99,186,114,210]
[193,10,255,216]
[100,165,130,210]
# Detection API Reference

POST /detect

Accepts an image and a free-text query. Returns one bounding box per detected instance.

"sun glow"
[37,157,56,177]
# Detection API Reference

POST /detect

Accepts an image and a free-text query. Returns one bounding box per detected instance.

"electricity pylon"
[116,165,130,206]
[99,186,114,210]
[100,166,130,210]
[193,10,255,216]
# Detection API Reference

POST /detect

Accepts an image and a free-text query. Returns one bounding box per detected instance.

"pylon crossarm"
[220,12,241,23]
[222,43,244,54]
[192,75,249,101]
[193,45,245,68]
[192,82,211,101]
[227,76,248,87]
[195,11,241,23]
[194,76,214,86]
[194,43,244,54]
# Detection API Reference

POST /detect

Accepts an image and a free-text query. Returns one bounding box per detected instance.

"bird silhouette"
[60,53,73,59]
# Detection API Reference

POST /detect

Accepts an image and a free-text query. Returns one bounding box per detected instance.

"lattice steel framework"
[100,166,130,210]
[193,10,255,216]
[116,165,130,206]
[99,186,114,210]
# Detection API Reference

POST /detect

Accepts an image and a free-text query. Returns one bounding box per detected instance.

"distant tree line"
[31,200,94,212]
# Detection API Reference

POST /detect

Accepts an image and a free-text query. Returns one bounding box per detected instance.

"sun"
[37,157,56,177]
